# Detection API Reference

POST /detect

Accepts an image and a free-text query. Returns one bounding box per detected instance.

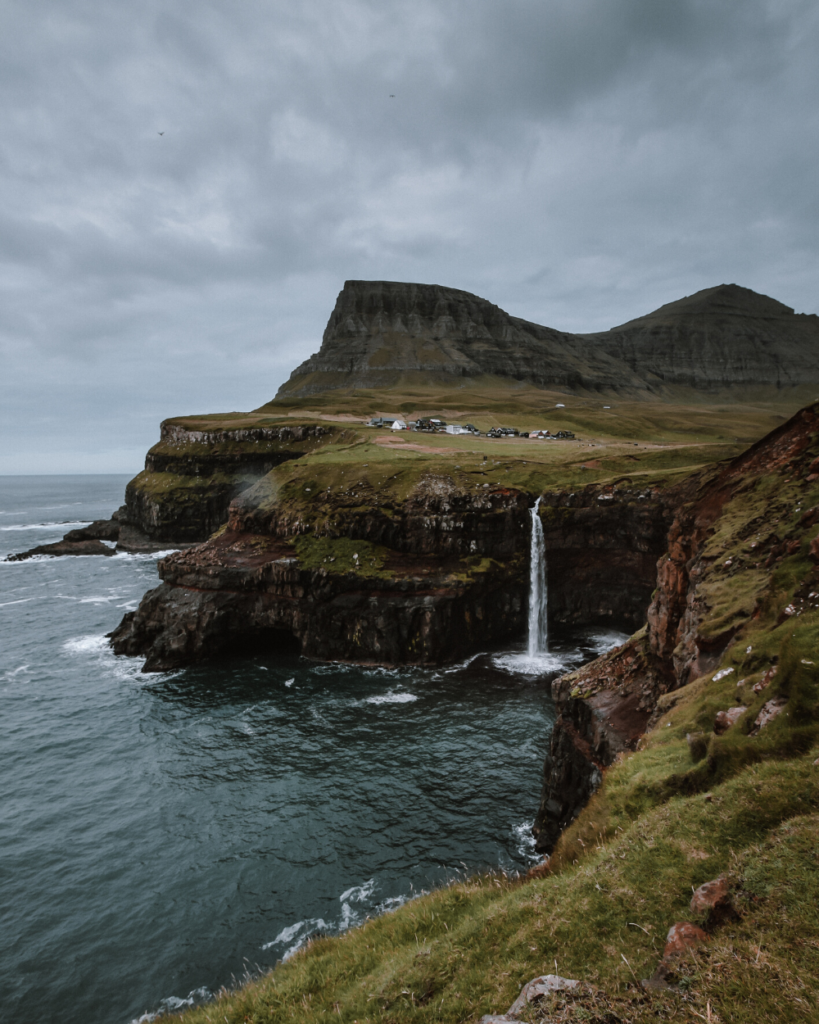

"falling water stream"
[527,497,548,657]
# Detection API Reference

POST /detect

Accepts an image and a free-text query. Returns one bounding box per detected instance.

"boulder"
[690,876,730,916]
[507,975,581,1016]
[714,706,747,734]
[752,697,788,733]
[7,539,115,561]
[663,922,709,958]
[64,519,120,542]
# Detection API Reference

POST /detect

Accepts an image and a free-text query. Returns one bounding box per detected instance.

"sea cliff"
[535,400,819,854]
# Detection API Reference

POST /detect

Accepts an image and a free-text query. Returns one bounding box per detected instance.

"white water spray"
[527,497,548,657]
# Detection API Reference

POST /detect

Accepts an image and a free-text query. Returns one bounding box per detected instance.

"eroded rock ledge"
[110,475,680,672]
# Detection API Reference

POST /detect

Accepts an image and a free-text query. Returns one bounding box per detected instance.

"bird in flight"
[389,95,394,98]
[158,131,164,135]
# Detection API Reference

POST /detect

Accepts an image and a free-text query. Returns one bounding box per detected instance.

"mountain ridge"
[276,280,819,398]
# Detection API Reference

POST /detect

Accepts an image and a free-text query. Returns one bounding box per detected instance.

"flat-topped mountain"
[276,280,819,397]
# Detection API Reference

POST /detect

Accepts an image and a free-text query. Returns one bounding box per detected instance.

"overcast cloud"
[1,0,818,472]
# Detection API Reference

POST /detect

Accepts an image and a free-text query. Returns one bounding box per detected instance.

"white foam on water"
[284,677,295,687]
[512,819,540,864]
[585,628,631,656]
[0,597,36,608]
[438,651,487,676]
[130,987,213,1023]
[262,916,332,958]
[4,664,30,679]
[112,549,180,561]
[0,553,57,564]
[339,878,377,930]
[63,634,109,655]
[262,878,380,959]
[365,690,417,705]
[492,652,568,676]
[62,632,180,686]
[0,521,91,532]
[376,893,411,914]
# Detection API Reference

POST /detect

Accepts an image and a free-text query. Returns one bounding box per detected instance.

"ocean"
[0,475,626,1024]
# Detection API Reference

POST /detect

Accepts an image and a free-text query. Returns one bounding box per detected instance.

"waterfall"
[527,497,548,657]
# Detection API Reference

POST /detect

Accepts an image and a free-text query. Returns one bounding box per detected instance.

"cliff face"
[277,280,819,398]
[110,471,677,672]
[275,281,653,397]
[534,401,819,853]
[118,421,333,547]
[596,283,819,389]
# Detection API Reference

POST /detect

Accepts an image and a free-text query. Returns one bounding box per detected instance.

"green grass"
[165,751,819,1024]
[291,535,390,577]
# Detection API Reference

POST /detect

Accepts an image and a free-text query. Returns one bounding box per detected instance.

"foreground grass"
[168,750,819,1024]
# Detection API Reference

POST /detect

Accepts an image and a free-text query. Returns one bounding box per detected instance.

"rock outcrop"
[120,421,334,545]
[278,280,819,398]
[110,470,677,672]
[534,401,819,853]
[6,519,121,561]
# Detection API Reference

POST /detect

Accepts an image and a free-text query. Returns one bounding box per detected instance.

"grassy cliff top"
[166,379,819,445]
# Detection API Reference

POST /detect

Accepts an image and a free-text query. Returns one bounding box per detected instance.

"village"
[366,415,576,439]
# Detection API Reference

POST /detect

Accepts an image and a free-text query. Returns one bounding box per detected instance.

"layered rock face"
[277,280,648,396]
[278,280,819,397]
[596,284,819,389]
[110,474,676,672]
[534,402,819,853]
[120,422,332,546]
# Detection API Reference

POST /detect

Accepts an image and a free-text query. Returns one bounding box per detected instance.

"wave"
[0,597,37,609]
[512,819,540,865]
[364,690,417,705]
[63,634,110,655]
[0,520,90,532]
[262,878,381,960]
[112,549,180,561]
[584,627,631,656]
[3,664,30,680]
[261,916,332,958]
[62,632,180,685]
[130,987,213,1024]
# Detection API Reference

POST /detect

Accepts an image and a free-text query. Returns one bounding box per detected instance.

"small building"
[391,419,407,431]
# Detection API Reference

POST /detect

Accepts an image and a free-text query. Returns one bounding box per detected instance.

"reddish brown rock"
[752,697,788,733]
[714,706,747,734]
[663,922,709,958]
[690,876,729,916]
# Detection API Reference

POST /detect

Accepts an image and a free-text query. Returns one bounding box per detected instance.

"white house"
[391,419,407,431]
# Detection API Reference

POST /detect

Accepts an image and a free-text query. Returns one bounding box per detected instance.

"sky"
[1,0,818,473]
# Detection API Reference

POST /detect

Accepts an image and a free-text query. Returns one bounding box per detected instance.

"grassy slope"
[157,391,819,1024]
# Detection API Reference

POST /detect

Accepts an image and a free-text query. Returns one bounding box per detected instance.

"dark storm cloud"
[1,0,818,471]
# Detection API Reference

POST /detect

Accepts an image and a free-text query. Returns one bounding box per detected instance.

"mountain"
[276,280,819,397]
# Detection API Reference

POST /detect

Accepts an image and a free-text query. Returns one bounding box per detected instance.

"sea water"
[0,476,627,1024]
